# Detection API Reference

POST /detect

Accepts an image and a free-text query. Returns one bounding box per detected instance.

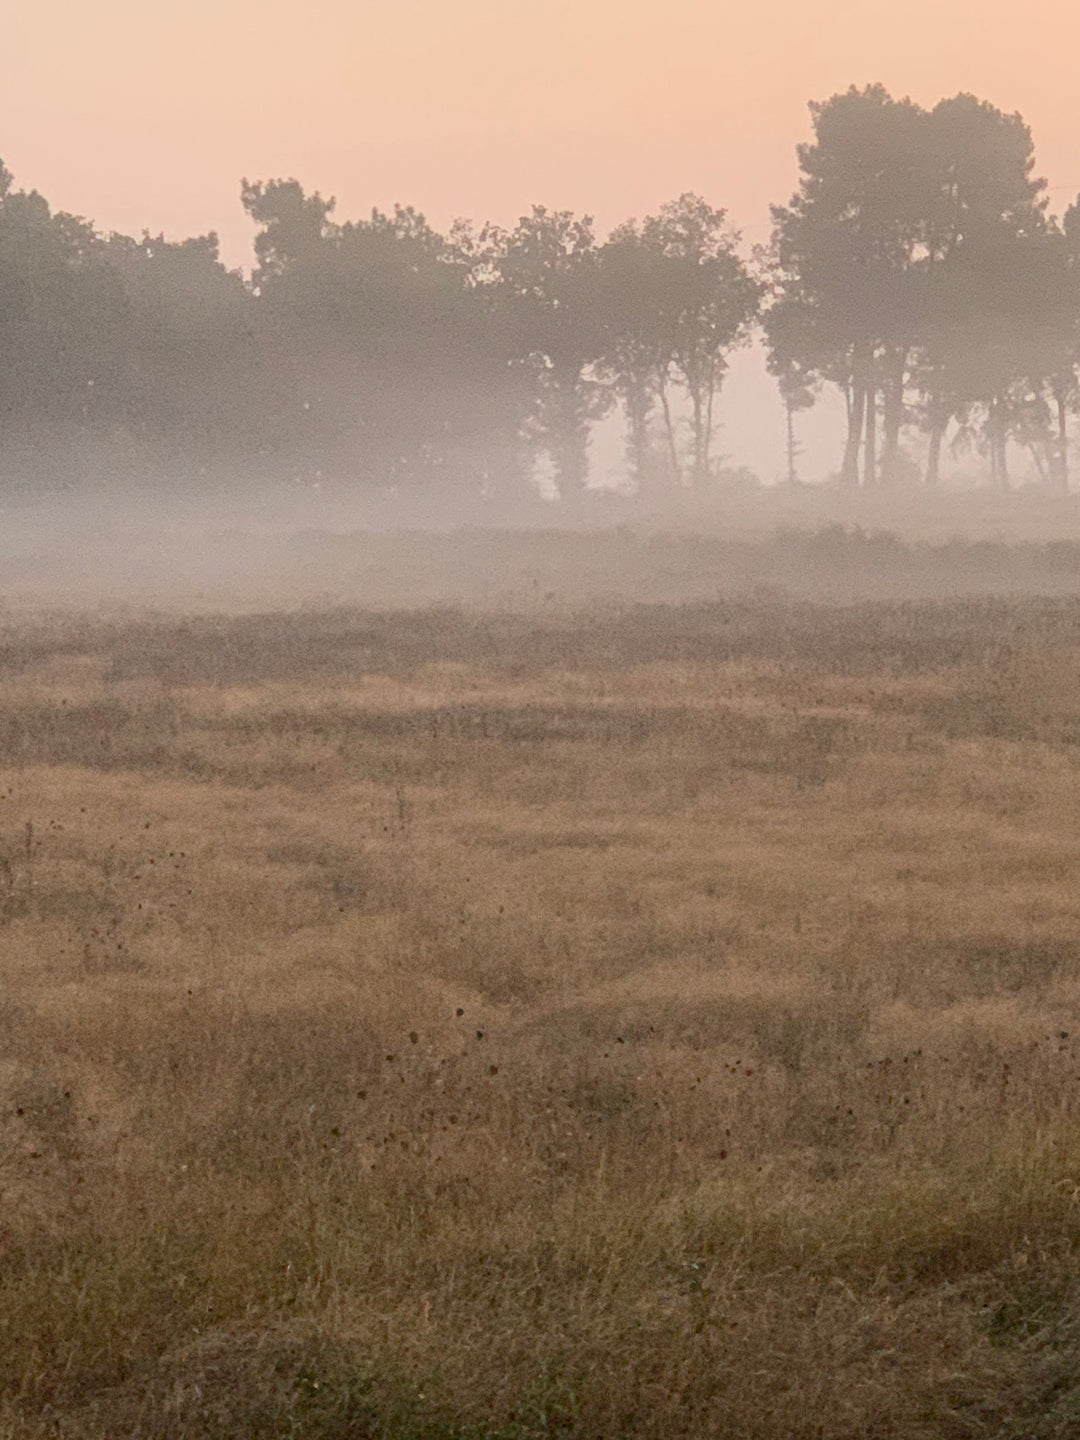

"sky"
[5,0,1080,483]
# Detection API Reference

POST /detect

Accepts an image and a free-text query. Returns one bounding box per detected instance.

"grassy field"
[5,598,1080,1437]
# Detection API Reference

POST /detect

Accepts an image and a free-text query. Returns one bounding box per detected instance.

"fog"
[0,82,1077,612]
[4,479,1080,616]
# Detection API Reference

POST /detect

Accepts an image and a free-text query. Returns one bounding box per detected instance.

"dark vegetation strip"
[3,591,1080,685]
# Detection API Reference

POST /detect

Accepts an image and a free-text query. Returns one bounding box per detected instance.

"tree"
[241,178,335,289]
[768,86,930,488]
[596,221,671,489]
[487,206,609,497]
[911,95,1052,488]
[102,231,255,463]
[776,361,817,485]
[767,86,1064,491]
[638,195,759,486]
[0,157,267,489]
[1052,197,1080,487]
[241,180,541,495]
[0,164,127,480]
[597,198,758,490]
[760,245,820,485]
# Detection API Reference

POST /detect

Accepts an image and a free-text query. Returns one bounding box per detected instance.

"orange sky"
[6,0,1080,266]
[4,0,1079,480]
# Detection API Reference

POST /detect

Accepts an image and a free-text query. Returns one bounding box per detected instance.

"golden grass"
[4,599,1080,1437]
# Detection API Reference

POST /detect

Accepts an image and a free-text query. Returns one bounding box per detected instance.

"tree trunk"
[841,378,865,488]
[864,385,877,488]
[880,349,907,486]
[1031,437,1048,483]
[1057,391,1070,491]
[624,375,652,491]
[988,396,1010,490]
[690,386,706,487]
[658,371,680,485]
[547,368,590,498]
[924,413,946,487]
[703,359,717,483]
[786,400,798,485]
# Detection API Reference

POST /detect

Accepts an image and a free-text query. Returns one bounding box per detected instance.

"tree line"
[1,84,1078,500]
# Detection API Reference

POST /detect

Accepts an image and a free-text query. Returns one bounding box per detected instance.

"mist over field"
[9,487,1080,612]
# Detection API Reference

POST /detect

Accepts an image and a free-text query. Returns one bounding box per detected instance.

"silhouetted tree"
[912,95,1052,489]
[486,207,610,497]
[596,222,671,489]
[598,199,758,489]
[768,87,930,487]
[1,94,1076,507]
[102,231,255,461]
[1054,197,1080,487]
[0,166,121,479]
[241,182,542,495]
[767,86,1074,491]
[639,195,759,485]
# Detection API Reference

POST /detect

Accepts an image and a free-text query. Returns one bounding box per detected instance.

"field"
[5,597,1080,1437]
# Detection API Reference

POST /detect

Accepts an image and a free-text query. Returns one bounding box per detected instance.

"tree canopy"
[766,85,1079,490]
[0,83,1076,503]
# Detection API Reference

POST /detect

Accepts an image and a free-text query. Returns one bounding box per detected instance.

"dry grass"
[4,599,1080,1437]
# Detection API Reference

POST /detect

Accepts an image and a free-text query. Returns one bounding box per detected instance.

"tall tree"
[102,231,255,462]
[242,180,540,495]
[768,86,929,488]
[488,206,609,497]
[639,195,759,486]
[912,94,1052,488]
[0,162,129,481]
[1053,196,1080,487]
[596,221,672,490]
[768,86,1064,490]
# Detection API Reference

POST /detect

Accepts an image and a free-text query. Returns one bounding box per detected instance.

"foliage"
[0,79,1078,501]
[766,86,1080,490]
